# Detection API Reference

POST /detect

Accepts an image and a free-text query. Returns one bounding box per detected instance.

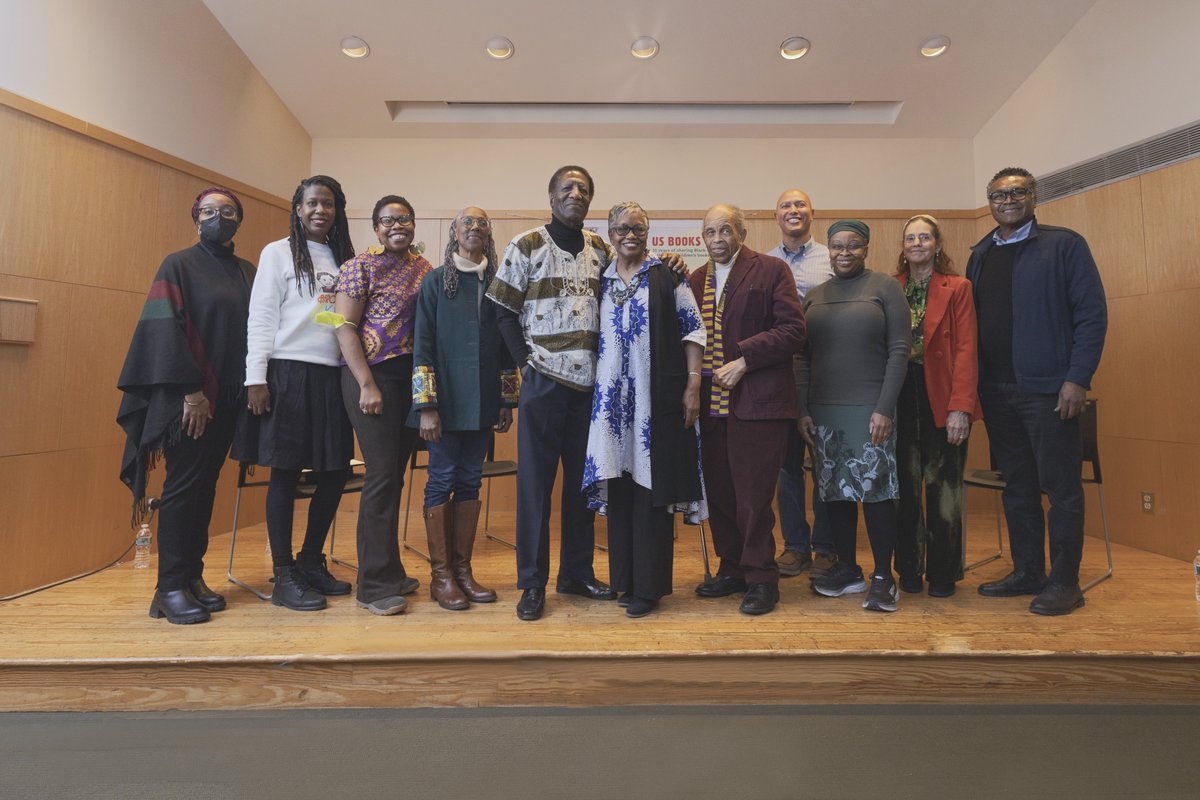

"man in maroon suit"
[689,204,806,615]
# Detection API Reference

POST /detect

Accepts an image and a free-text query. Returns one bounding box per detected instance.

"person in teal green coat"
[410,207,518,610]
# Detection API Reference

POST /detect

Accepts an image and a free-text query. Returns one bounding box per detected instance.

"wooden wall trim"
[0,88,290,212]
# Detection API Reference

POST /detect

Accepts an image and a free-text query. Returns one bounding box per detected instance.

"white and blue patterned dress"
[583,257,708,521]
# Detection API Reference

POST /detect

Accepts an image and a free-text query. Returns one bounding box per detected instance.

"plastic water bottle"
[134,523,152,569]
[1194,550,1200,602]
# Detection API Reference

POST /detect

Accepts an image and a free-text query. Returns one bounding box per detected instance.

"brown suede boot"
[424,503,469,610]
[451,498,497,603]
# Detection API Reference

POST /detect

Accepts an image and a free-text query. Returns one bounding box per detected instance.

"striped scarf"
[701,265,730,416]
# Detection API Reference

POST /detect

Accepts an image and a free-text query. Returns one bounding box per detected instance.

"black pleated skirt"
[232,358,353,471]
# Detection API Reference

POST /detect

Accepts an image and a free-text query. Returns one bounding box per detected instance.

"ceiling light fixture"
[630,36,660,59]
[486,36,515,60]
[779,37,811,60]
[340,36,370,59]
[920,35,951,58]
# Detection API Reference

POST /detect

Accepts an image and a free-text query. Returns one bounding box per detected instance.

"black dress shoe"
[695,574,748,598]
[149,589,211,625]
[978,570,1048,597]
[739,582,780,616]
[187,577,227,612]
[516,587,546,621]
[928,582,956,598]
[555,576,616,600]
[898,574,924,594]
[1029,583,1085,616]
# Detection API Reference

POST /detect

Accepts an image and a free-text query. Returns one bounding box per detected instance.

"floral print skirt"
[810,403,898,503]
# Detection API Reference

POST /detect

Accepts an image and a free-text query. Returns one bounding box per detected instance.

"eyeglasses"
[198,206,238,220]
[987,187,1032,204]
[458,216,490,229]
[610,224,649,237]
[378,214,414,228]
[828,242,866,253]
[903,233,935,244]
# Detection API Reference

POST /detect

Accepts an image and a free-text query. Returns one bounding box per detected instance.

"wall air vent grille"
[1036,121,1200,203]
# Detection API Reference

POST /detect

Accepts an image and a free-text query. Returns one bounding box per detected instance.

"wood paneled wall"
[0,96,291,597]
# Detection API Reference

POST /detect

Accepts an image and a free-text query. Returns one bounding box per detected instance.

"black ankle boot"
[149,589,211,625]
[296,552,352,596]
[271,565,327,611]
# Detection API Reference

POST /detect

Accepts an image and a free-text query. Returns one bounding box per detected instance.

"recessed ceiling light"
[780,37,811,60]
[631,36,659,59]
[920,35,951,58]
[340,36,370,59]
[486,36,515,60]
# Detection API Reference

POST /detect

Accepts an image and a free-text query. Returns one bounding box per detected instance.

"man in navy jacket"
[967,166,1107,616]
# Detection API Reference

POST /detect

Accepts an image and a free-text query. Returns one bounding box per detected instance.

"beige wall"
[972,0,1200,195]
[313,137,977,214]
[0,0,311,199]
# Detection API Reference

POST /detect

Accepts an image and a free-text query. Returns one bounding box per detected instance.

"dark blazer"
[688,247,806,421]
[899,272,982,427]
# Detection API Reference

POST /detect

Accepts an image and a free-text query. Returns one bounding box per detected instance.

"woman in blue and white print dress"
[583,202,707,618]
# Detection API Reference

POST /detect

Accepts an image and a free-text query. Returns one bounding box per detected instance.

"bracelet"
[184,396,205,406]
[688,371,701,377]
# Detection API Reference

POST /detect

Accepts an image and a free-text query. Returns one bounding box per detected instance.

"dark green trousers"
[894,363,966,585]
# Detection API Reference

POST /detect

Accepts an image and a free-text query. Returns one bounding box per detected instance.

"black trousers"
[895,363,967,585]
[605,475,675,601]
[515,369,597,589]
[979,382,1084,586]
[342,357,419,603]
[156,401,238,591]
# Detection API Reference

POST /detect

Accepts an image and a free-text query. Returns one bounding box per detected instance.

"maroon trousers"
[700,415,789,584]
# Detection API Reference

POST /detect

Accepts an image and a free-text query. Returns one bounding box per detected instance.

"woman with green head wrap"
[795,219,911,612]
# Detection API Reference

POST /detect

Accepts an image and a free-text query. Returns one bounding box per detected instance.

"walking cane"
[697,519,715,586]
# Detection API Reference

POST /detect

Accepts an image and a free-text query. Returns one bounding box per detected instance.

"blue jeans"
[423,429,492,508]
[776,425,834,556]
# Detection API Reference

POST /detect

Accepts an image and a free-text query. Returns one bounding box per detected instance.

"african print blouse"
[336,248,432,365]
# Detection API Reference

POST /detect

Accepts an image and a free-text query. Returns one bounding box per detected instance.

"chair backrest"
[1081,398,1101,484]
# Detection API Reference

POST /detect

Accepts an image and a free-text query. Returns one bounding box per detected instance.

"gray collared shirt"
[992,219,1035,246]
[767,239,833,300]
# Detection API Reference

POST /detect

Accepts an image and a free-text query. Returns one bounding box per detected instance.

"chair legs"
[483,480,516,549]
[401,473,430,563]
[1081,485,1114,593]
[327,519,357,571]
[962,488,1004,572]
[226,485,270,601]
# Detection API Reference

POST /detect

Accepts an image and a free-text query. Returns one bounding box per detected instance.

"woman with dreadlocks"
[410,207,518,610]
[334,195,432,615]
[239,175,356,612]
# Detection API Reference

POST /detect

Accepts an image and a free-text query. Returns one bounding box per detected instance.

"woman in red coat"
[893,215,981,597]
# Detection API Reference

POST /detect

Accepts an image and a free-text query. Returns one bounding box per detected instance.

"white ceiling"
[203,0,1096,140]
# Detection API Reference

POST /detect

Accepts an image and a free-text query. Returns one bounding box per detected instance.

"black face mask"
[199,215,239,244]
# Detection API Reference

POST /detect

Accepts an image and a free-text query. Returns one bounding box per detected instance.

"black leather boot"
[271,564,327,611]
[149,588,211,624]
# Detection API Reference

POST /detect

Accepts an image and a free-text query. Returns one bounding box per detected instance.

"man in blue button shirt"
[768,189,836,578]
[967,167,1107,616]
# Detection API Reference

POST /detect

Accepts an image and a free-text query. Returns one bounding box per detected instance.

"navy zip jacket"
[966,219,1107,394]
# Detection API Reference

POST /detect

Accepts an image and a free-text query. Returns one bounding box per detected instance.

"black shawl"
[116,241,254,521]
[647,263,703,508]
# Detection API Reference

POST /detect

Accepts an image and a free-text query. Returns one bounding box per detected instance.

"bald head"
[775,189,814,245]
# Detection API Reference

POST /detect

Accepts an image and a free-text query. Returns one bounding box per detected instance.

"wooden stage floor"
[2,511,1198,712]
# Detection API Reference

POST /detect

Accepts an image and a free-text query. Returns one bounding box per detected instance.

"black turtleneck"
[546,215,585,257]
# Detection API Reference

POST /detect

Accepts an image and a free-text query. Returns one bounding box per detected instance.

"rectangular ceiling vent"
[1036,120,1200,203]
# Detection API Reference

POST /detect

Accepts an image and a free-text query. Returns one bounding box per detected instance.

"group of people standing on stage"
[117,162,1107,626]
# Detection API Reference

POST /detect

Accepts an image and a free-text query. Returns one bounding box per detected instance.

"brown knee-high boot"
[451,499,497,603]
[425,503,468,610]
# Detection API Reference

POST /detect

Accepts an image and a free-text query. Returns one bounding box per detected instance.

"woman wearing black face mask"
[118,187,256,625]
